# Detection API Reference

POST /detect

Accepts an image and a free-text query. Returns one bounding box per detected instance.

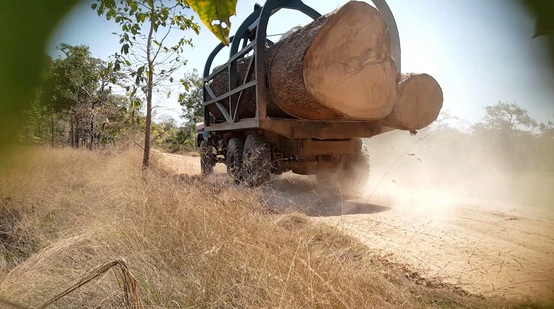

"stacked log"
[207,0,443,131]
[380,74,443,131]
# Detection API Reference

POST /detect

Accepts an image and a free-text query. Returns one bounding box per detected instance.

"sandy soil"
[157,152,554,303]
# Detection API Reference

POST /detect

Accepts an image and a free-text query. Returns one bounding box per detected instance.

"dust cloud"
[361,130,554,219]
[264,128,554,220]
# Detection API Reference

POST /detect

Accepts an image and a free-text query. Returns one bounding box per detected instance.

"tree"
[481,101,537,135]
[539,114,554,136]
[95,93,143,146]
[42,44,103,147]
[179,68,203,125]
[158,113,177,131]
[92,0,200,170]
[31,55,57,147]
[21,44,128,149]
[471,101,540,172]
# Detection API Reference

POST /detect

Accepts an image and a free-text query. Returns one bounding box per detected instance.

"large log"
[208,1,397,121]
[380,73,443,131]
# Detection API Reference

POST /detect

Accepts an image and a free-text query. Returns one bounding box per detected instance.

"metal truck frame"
[198,0,401,189]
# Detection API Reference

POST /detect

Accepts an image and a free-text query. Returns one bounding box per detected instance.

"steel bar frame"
[201,0,401,139]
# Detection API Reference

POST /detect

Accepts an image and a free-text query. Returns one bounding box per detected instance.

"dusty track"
[158,152,554,303]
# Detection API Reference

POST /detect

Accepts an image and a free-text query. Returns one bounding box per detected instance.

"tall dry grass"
[0,147,536,308]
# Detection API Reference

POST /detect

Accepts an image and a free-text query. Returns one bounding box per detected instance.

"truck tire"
[200,140,215,175]
[242,134,272,187]
[337,141,370,194]
[226,137,244,184]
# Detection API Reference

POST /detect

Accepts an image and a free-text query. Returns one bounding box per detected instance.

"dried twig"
[37,259,143,309]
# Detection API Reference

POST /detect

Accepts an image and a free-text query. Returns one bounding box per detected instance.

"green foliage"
[20,99,66,146]
[152,115,198,153]
[94,94,145,145]
[18,43,139,148]
[186,0,238,45]
[46,44,102,114]
[0,0,233,157]
[91,0,200,93]
[179,69,204,124]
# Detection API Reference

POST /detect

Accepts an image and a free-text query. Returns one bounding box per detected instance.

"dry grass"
[0,147,540,308]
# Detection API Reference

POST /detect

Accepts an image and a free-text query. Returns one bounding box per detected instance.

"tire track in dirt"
[312,197,554,303]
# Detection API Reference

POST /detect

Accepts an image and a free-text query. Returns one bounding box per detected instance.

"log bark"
[208,1,397,121]
[380,73,443,131]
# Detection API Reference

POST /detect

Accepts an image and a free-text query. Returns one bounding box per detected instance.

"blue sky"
[47,0,554,127]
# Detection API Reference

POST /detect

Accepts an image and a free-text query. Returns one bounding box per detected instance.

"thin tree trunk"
[37,118,42,141]
[89,102,95,150]
[74,115,81,148]
[142,16,155,170]
[51,107,54,147]
[70,118,75,148]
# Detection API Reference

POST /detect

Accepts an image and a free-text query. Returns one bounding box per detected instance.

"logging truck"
[197,0,443,192]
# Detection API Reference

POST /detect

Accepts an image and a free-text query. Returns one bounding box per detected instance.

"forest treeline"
[21,43,203,152]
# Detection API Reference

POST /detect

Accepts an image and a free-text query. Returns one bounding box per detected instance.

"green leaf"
[186,0,238,46]
[135,66,145,85]
[138,13,146,23]
[131,97,141,108]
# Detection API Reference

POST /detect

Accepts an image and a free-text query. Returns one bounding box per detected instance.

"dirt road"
[159,152,554,303]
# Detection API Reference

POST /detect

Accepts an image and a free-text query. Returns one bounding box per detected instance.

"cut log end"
[381,73,444,131]
[303,1,397,120]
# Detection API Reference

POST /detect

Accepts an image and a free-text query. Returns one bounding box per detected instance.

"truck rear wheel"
[242,134,272,187]
[226,137,244,184]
